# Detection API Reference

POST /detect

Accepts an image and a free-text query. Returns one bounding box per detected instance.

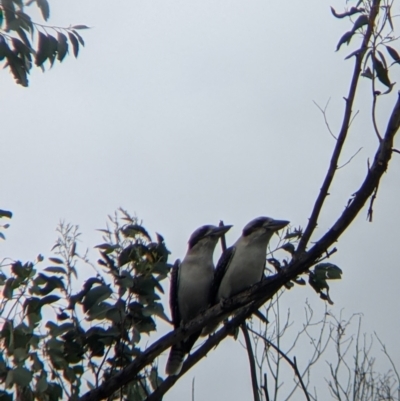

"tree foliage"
[0,210,171,401]
[0,0,88,87]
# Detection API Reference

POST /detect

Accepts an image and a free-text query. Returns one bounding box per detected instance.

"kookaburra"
[165,224,232,376]
[202,216,289,335]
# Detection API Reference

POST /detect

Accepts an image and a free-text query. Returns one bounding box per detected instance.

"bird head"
[242,217,289,241]
[188,224,232,251]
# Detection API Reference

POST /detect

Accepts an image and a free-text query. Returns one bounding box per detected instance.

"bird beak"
[265,219,290,231]
[212,225,233,236]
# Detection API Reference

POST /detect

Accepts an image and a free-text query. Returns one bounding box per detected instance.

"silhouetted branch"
[241,324,260,401]
[78,67,400,401]
[248,327,311,401]
[297,0,381,254]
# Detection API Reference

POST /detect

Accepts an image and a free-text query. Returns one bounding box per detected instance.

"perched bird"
[202,216,289,335]
[165,224,232,376]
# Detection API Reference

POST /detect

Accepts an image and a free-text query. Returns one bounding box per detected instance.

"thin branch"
[349,110,360,128]
[241,324,261,401]
[262,373,271,401]
[248,327,311,401]
[144,306,255,401]
[337,147,363,169]
[297,0,381,254]
[372,87,384,141]
[313,98,337,140]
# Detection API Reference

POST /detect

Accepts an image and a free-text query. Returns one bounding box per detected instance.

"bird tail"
[165,343,184,376]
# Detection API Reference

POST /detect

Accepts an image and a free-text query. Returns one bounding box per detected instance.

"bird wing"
[169,259,181,329]
[209,246,236,304]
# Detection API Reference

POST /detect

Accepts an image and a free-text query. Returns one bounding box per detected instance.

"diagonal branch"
[297,0,381,254]
[241,324,261,401]
[78,90,400,401]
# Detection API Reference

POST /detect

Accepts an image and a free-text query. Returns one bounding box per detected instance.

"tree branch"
[241,324,260,401]
[297,0,381,254]
[78,89,400,401]
[248,327,311,401]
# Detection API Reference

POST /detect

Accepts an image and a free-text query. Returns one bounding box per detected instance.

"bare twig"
[241,324,261,401]
[337,147,363,169]
[313,98,337,140]
[349,110,360,128]
[248,327,311,401]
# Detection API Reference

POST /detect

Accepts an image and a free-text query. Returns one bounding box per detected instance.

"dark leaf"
[344,48,365,60]
[314,263,343,279]
[72,30,85,46]
[68,32,79,58]
[35,31,50,66]
[142,302,169,322]
[330,6,364,19]
[361,66,374,79]
[377,50,388,69]
[7,53,29,87]
[386,45,400,63]
[44,266,67,274]
[284,281,294,289]
[15,11,34,33]
[95,243,120,252]
[3,278,15,299]
[36,0,50,20]
[12,261,33,279]
[387,7,394,31]
[49,257,63,265]
[46,383,62,401]
[15,29,31,50]
[40,295,60,306]
[46,34,58,67]
[36,373,48,393]
[351,14,369,32]
[71,24,90,29]
[121,224,152,241]
[82,285,112,312]
[372,54,392,87]
[336,31,354,51]
[0,210,12,219]
[281,243,295,254]
[2,0,16,29]
[10,367,32,387]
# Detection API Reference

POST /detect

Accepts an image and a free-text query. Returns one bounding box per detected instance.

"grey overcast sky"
[2,0,400,399]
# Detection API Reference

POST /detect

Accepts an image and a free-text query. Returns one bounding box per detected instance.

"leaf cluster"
[334,1,400,93]
[0,209,171,401]
[0,0,89,87]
